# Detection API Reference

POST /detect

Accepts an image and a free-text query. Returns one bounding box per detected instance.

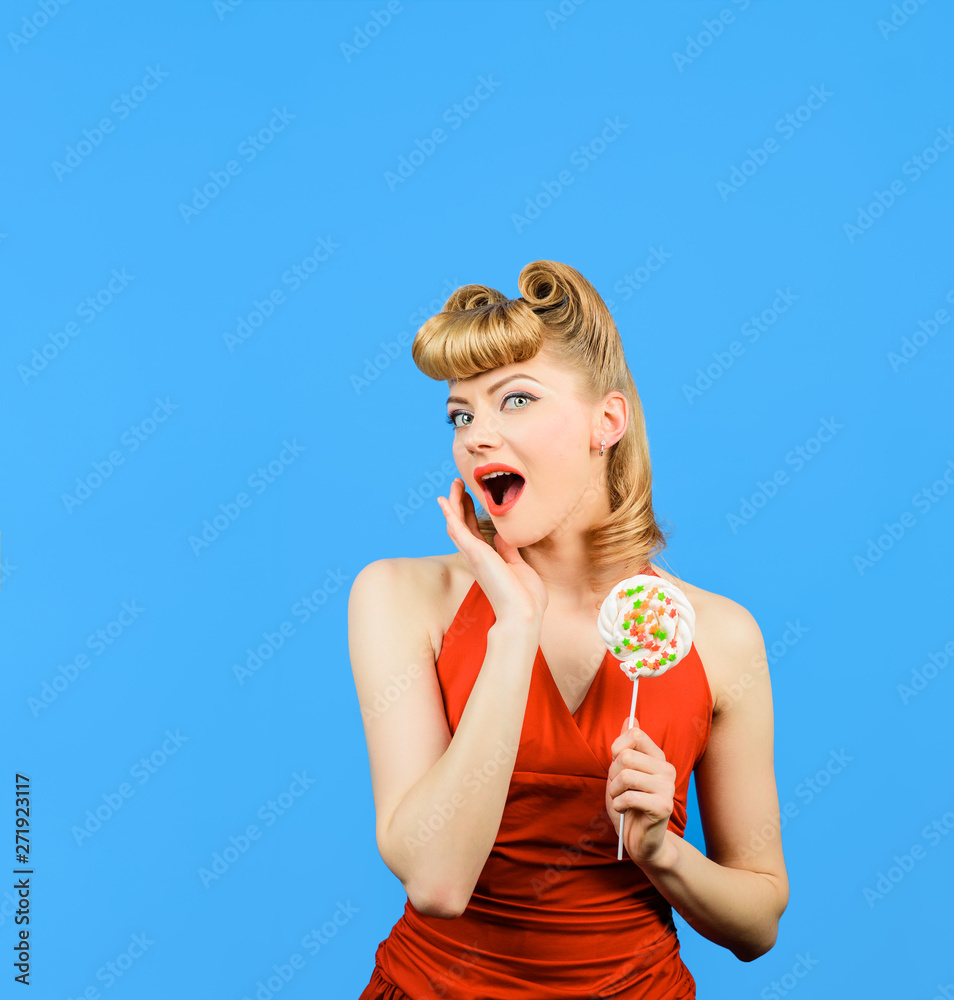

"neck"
[516,481,650,611]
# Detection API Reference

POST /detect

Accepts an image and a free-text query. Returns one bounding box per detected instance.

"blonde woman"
[350,261,788,999]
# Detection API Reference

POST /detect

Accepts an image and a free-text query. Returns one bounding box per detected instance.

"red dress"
[360,567,713,999]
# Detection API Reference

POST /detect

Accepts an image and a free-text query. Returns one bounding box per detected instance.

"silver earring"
[599,439,605,457]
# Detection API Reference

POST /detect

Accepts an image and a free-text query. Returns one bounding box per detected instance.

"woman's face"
[446,351,612,546]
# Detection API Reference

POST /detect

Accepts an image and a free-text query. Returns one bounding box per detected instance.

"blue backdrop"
[3,1,953,997]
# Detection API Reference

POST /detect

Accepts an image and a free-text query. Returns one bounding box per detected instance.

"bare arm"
[607,595,789,961]
[349,557,541,919]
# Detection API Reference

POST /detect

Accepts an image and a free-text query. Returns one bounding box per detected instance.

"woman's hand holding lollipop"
[597,574,697,861]
[606,721,677,868]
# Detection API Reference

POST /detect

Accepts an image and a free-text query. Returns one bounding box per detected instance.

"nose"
[460,411,504,455]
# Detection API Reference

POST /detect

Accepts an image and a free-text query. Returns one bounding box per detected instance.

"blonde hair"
[411,260,669,596]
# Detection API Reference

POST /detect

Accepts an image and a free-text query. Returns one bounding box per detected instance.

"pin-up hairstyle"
[411,260,669,595]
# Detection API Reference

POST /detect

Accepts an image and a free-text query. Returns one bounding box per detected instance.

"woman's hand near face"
[437,478,549,625]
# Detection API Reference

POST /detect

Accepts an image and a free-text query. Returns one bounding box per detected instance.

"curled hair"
[411,260,670,596]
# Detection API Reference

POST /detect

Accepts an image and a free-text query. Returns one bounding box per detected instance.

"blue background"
[3,1,953,997]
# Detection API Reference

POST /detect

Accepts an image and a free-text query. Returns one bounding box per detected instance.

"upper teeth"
[482,470,513,480]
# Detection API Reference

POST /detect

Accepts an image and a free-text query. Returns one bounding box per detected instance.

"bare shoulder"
[350,551,468,661]
[649,563,767,715]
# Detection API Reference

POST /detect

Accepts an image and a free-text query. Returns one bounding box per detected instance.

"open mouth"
[480,471,526,513]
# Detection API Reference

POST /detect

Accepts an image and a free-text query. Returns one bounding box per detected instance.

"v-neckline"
[535,565,658,729]
[538,644,611,724]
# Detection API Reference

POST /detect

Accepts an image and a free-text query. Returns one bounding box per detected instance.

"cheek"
[528,411,584,462]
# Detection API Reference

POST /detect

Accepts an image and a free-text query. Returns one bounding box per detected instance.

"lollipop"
[597,574,696,860]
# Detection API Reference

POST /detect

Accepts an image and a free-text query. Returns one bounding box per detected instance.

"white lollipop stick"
[618,677,639,860]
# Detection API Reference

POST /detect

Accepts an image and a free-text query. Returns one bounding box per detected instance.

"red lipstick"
[473,463,526,516]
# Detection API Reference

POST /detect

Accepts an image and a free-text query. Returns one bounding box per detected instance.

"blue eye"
[446,392,536,429]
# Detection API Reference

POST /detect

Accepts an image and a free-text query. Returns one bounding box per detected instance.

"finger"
[492,531,523,564]
[609,751,674,789]
[437,494,463,539]
[454,479,476,536]
[611,788,670,819]
[612,718,640,757]
[612,723,667,763]
[460,484,484,539]
[609,767,666,799]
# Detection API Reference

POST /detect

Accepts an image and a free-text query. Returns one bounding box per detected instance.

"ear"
[594,390,628,451]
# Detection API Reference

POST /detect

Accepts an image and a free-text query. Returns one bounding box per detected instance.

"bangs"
[411,296,547,383]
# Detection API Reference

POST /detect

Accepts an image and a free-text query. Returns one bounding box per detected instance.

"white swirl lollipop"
[598,573,696,859]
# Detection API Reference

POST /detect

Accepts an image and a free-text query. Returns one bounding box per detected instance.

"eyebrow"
[446,374,545,406]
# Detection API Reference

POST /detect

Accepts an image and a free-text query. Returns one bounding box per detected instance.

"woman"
[349,260,788,999]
